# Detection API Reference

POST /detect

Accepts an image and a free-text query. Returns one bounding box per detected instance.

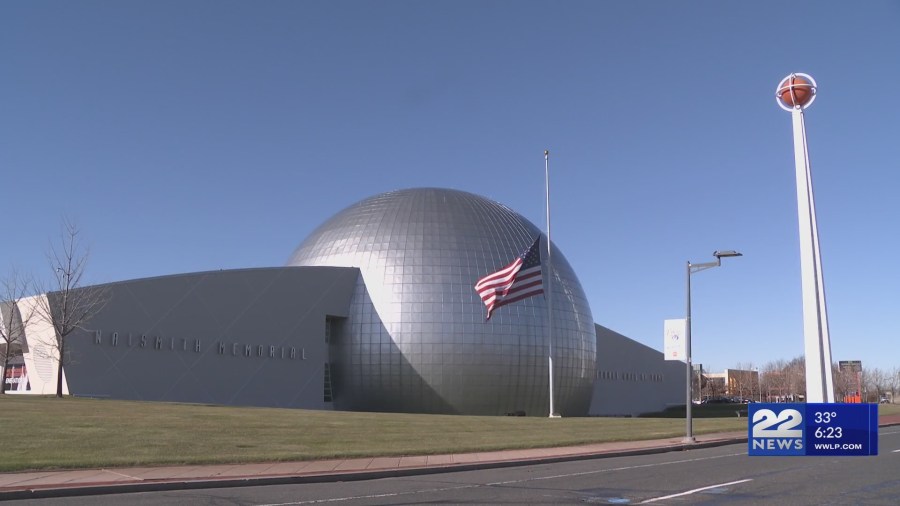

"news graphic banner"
[748,403,878,456]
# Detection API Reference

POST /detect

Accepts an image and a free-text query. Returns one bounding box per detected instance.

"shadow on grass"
[639,404,751,418]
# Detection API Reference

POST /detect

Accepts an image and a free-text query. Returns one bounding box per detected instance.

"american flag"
[474,237,544,320]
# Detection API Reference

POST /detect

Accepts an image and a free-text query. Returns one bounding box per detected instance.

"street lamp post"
[685,250,742,443]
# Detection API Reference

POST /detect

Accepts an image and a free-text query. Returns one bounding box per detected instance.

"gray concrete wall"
[21,268,684,417]
[60,267,358,409]
[589,324,686,416]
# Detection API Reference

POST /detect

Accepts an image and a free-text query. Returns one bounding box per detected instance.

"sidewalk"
[2,415,898,501]
[0,431,747,501]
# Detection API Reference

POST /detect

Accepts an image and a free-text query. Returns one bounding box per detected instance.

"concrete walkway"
[2,414,898,501]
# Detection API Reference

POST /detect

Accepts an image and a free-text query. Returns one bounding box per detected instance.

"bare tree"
[1,269,34,393]
[865,368,888,403]
[707,376,726,399]
[833,362,857,402]
[890,367,900,403]
[759,358,899,403]
[786,356,806,401]
[761,359,788,402]
[858,369,871,402]
[731,363,758,401]
[728,365,745,399]
[34,219,108,398]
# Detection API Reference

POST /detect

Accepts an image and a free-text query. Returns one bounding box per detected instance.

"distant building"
[704,368,760,401]
[4,188,684,416]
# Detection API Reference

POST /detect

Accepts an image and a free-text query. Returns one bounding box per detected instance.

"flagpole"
[545,150,558,418]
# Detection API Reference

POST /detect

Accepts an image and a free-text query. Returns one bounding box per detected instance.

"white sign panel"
[664,318,686,362]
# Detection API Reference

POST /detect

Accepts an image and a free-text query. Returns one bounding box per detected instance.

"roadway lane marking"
[892,449,900,453]
[640,479,753,503]
[255,452,748,506]
[488,451,747,485]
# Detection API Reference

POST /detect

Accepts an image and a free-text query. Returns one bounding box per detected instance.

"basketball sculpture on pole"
[776,73,835,403]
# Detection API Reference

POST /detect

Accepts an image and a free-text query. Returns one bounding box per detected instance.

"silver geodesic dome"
[287,188,596,416]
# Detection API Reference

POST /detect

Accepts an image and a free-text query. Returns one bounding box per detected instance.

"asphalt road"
[7,429,900,505]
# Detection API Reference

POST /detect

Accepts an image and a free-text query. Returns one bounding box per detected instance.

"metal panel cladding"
[287,188,596,416]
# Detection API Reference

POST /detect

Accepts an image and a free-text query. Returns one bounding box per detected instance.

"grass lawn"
[0,396,746,472]
[0,397,895,473]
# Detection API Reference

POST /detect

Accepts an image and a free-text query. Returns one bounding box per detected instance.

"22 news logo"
[750,407,805,456]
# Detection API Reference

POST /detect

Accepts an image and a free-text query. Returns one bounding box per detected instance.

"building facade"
[285,188,596,416]
[10,267,357,409]
[704,368,761,402]
[590,325,685,416]
[2,188,684,416]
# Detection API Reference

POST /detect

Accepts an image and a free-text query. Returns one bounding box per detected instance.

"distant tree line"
[696,358,899,404]
[757,357,898,403]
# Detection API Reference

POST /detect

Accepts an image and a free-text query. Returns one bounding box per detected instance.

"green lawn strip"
[882,403,900,415]
[4,397,893,472]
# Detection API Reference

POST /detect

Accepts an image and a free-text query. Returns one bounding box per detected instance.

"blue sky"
[2,1,898,374]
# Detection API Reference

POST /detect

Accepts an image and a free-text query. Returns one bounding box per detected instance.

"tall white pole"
[779,73,835,403]
[545,149,557,417]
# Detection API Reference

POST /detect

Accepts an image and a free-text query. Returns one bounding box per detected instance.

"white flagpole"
[545,150,558,418]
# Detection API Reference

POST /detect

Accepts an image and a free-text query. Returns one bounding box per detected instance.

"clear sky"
[2,1,898,374]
